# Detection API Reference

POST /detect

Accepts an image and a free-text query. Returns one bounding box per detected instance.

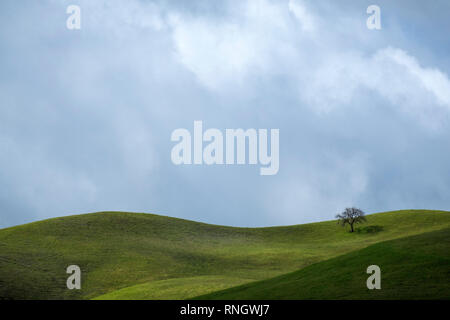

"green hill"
[195,228,450,300]
[0,210,449,300]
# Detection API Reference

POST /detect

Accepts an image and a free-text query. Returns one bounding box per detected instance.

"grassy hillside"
[196,228,450,300]
[94,276,254,300]
[0,210,449,299]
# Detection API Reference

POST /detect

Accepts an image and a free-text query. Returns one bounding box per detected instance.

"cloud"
[1,0,450,228]
[269,152,369,224]
[371,47,450,115]
[302,47,450,128]
[168,0,450,130]
[169,0,299,90]
[288,0,316,32]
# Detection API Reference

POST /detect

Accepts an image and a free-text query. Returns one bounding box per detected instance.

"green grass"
[196,228,450,300]
[93,276,254,300]
[0,209,449,299]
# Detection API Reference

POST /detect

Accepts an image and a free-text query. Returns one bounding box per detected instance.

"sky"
[1,0,450,228]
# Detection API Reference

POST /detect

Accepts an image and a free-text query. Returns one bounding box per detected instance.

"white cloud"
[166,0,450,130]
[170,15,260,89]
[168,0,300,90]
[288,0,316,32]
[62,0,450,130]
[372,47,450,107]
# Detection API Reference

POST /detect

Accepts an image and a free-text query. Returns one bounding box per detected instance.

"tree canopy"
[336,207,366,232]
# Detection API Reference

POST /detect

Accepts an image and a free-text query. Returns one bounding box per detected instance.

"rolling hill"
[0,209,449,300]
[195,227,450,300]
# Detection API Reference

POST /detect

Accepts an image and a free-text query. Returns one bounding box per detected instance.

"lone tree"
[336,207,366,233]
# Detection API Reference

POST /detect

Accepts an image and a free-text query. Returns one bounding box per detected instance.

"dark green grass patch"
[196,228,450,300]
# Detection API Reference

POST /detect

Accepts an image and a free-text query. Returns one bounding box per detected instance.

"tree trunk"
[350,223,354,233]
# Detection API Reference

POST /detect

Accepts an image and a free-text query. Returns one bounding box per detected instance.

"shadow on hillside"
[356,225,384,234]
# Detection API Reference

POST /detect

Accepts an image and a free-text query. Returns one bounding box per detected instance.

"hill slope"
[196,228,450,300]
[0,210,449,299]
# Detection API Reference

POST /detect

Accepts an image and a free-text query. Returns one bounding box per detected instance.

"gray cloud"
[1,0,450,228]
